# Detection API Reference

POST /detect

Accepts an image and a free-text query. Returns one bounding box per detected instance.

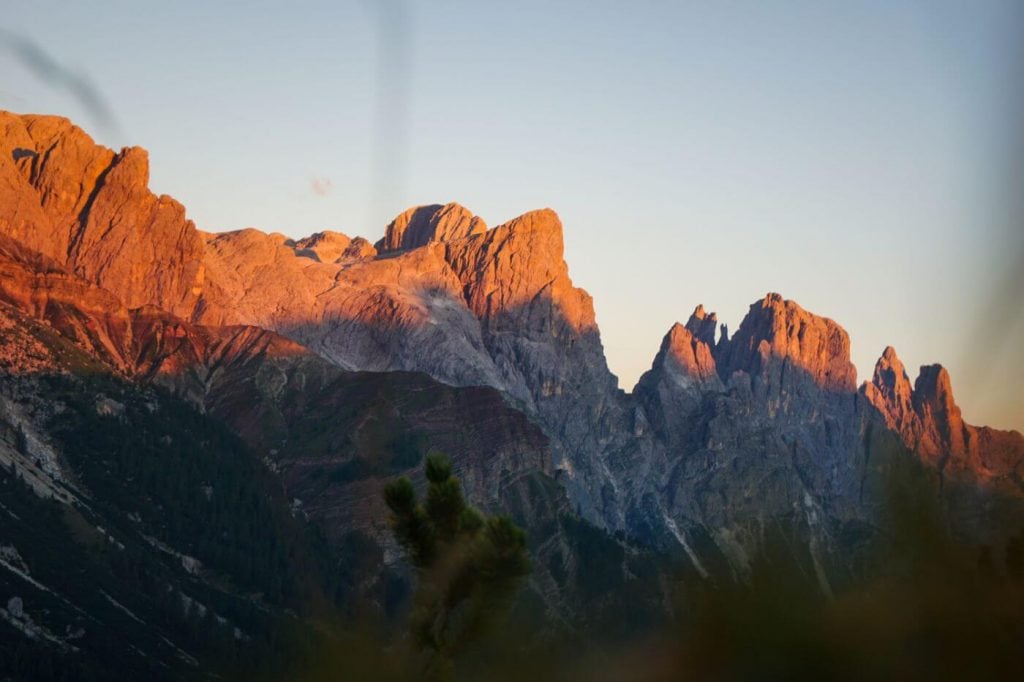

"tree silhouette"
[384,453,530,679]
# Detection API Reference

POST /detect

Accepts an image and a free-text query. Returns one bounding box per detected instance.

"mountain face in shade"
[0,224,669,677]
[1,109,1022,593]
[633,309,722,442]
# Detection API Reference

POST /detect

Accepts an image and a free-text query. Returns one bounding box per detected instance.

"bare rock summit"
[376,202,486,253]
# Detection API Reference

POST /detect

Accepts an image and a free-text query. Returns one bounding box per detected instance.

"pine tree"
[384,453,530,680]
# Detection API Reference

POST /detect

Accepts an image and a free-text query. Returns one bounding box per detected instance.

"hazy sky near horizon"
[3,1,1022,430]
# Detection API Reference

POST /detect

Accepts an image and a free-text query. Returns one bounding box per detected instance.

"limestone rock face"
[376,202,486,253]
[196,228,339,327]
[862,347,918,438]
[0,112,206,319]
[668,318,719,384]
[340,236,377,261]
[0,112,114,259]
[685,305,718,347]
[293,231,352,262]
[632,315,725,497]
[913,364,967,460]
[444,209,597,336]
[70,147,206,316]
[438,208,640,522]
[0,231,302,383]
[634,313,722,432]
[862,348,1023,488]
[630,296,877,581]
[719,293,857,400]
[195,228,502,389]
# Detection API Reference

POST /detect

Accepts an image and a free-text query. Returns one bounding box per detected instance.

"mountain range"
[1,110,1022,678]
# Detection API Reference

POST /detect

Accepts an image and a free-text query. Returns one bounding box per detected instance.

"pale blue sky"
[2,1,1022,429]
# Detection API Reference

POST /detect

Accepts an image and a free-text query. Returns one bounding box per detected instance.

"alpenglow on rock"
[1,109,1021,584]
[375,202,486,253]
[0,112,207,318]
[862,346,1024,490]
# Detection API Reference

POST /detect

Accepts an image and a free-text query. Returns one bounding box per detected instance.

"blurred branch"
[0,26,121,135]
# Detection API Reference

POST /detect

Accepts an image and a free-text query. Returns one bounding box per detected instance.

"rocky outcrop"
[717,293,857,407]
[0,112,114,258]
[0,231,307,386]
[189,204,615,449]
[664,318,719,385]
[630,297,878,582]
[293,230,352,262]
[862,347,918,438]
[863,347,1024,489]
[913,364,967,461]
[375,202,486,253]
[194,228,503,390]
[634,309,723,437]
[0,113,206,318]
[67,146,206,316]
[340,236,377,261]
[685,304,719,347]
[290,231,378,263]
[441,208,646,524]
[444,208,597,336]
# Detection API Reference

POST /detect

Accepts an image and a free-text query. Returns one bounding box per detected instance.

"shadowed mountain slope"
[0,225,671,674]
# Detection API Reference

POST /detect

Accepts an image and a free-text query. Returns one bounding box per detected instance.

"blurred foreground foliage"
[289,454,1024,682]
[383,453,531,680]
[8,374,1019,680]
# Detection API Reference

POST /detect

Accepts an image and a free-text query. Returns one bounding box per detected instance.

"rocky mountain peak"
[685,304,718,346]
[376,202,486,253]
[657,321,719,384]
[914,364,958,413]
[109,146,151,189]
[913,364,967,456]
[289,230,376,263]
[443,207,597,336]
[719,293,857,394]
[293,230,352,262]
[872,346,912,399]
[861,352,982,467]
[1,111,114,259]
[340,236,377,261]
[0,111,207,318]
[3,106,381,331]
[862,346,918,438]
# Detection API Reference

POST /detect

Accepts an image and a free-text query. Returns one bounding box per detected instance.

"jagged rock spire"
[657,321,720,385]
[685,304,718,346]
[862,347,975,466]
